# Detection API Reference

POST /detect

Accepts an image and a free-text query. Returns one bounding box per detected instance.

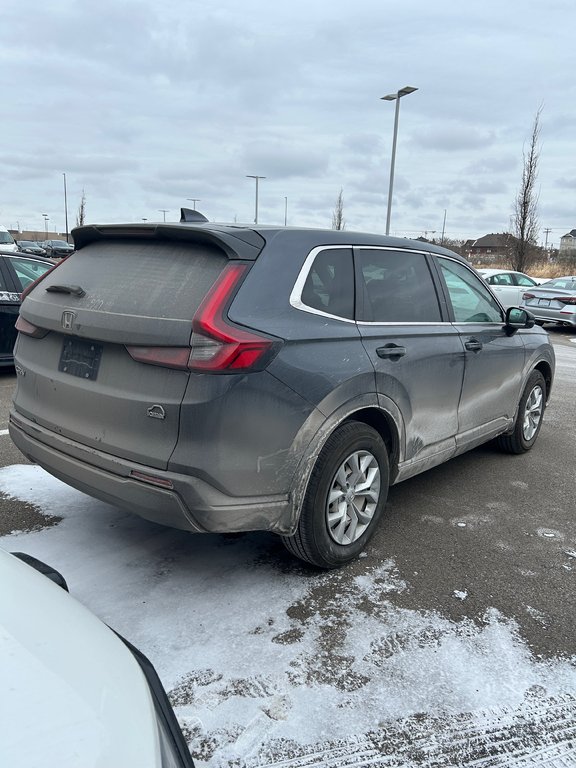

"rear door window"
[356,248,442,323]
[491,272,514,285]
[513,273,537,287]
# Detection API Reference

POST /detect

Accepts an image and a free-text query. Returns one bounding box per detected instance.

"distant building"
[465,233,519,263]
[559,229,576,254]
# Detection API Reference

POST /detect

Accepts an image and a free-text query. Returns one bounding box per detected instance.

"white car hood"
[0,549,162,768]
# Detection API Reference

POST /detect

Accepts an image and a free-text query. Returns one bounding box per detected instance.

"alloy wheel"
[522,384,543,441]
[326,450,380,545]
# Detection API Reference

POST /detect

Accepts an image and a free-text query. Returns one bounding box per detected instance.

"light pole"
[284,196,288,226]
[42,213,49,236]
[63,172,69,242]
[381,86,418,235]
[186,198,201,210]
[158,209,169,222]
[246,175,266,224]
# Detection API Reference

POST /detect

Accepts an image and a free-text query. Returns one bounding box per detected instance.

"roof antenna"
[180,208,209,223]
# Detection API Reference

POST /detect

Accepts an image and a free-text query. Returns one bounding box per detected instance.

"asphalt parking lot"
[1,328,575,767]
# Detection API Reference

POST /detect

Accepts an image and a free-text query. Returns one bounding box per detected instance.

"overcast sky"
[2,0,575,245]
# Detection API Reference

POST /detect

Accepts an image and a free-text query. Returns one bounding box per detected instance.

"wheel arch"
[287,399,402,535]
[340,407,400,482]
[533,360,553,404]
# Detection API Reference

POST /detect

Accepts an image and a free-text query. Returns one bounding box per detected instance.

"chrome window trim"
[289,245,356,323]
[354,245,431,255]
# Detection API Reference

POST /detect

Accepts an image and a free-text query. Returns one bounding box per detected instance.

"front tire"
[283,421,389,568]
[497,370,546,454]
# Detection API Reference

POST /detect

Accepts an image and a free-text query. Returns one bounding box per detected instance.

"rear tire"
[496,370,546,454]
[283,421,389,568]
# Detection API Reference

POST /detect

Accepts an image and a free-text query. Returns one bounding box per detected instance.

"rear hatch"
[14,235,230,469]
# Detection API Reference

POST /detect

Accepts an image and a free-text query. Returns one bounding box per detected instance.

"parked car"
[42,239,75,258]
[0,225,17,252]
[477,268,542,309]
[10,211,555,568]
[519,276,576,327]
[0,548,194,768]
[0,250,54,367]
[17,239,48,256]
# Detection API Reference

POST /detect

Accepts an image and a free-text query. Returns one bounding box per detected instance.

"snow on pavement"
[1,464,576,768]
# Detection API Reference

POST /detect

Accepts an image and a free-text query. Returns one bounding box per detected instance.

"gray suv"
[10,210,555,568]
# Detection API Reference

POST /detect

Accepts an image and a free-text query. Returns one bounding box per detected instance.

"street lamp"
[42,213,49,236]
[246,175,266,224]
[63,172,69,242]
[158,209,169,222]
[186,198,201,210]
[381,86,418,235]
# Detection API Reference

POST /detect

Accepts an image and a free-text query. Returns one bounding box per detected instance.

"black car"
[0,250,53,366]
[41,239,75,258]
[17,240,47,257]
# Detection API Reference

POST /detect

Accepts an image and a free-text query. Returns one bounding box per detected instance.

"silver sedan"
[520,275,576,327]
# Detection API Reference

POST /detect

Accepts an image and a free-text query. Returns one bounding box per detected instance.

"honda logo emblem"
[61,311,76,330]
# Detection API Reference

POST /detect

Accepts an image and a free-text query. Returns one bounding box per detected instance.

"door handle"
[376,344,406,360]
[464,338,482,352]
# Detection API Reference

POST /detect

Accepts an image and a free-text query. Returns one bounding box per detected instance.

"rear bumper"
[9,412,292,535]
[522,306,576,326]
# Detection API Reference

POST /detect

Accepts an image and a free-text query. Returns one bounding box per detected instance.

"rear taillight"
[126,263,280,373]
[522,292,535,300]
[556,296,576,305]
[15,315,49,339]
[125,346,191,370]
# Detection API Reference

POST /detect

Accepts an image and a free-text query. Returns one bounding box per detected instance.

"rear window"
[10,257,53,291]
[544,277,576,289]
[41,239,229,319]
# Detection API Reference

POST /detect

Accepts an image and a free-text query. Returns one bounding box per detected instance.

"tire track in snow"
[237,693,576,768]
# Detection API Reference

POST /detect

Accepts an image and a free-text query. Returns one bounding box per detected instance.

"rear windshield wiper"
[45,284,86,297]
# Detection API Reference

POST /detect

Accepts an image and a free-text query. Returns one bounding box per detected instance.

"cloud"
[1,0,575,239]
[240,141,330,179]
[413,124,497,152]
[555,177,576,190]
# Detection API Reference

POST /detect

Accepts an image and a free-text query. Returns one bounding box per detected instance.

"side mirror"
[504,307,535,334]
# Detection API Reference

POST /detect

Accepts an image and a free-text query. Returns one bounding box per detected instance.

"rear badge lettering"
[147,405,166,420]
[0,291,20,302]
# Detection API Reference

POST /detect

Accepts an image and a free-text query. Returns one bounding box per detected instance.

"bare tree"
[76,189,87,228]
[331,188,345,230]
[509,108,542,272]
[437,237,466,257]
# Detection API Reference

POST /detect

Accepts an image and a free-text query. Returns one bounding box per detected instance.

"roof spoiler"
[180,208,209,223]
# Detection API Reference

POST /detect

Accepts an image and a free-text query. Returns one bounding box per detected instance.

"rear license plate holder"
[538,299,550,306]
[59,338,103,380]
